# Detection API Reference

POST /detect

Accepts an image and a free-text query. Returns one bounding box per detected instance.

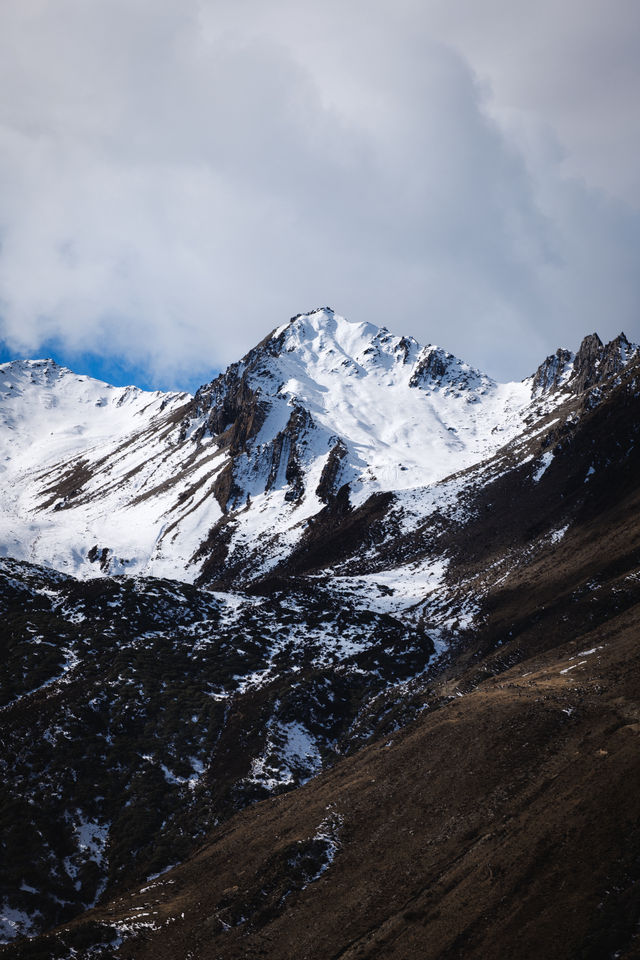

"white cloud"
[0,0,638,385]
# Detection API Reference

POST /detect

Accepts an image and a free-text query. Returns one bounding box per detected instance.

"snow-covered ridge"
[0,310,636,584]
[0,358,195,578]
[0,358,185,468]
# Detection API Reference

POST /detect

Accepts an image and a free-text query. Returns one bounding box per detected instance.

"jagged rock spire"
[572,333,604,393]
[532,348,574,394]
[533,331,638,396]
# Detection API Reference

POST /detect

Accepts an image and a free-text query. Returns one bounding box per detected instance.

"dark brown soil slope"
[19,595,640,960]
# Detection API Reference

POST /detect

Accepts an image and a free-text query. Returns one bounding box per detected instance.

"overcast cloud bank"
[0,0,638,387]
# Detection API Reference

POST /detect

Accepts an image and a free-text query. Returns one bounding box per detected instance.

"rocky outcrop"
[598,332,636,382]
[409,345,491,395]
[395,335,418,364]
[572,332,605,393]
[211,459,239,513]
[87,544,110,571]
[532,332,638,397]
[266,406,314,503]
[316,439,348,503]
[532,347,574,393]
[181,365,267,453]
[409,346,450,386]
[571,331,639,394]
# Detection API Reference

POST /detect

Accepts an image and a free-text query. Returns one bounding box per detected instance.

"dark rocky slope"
[0,562,435,939]
[11,540,640,959]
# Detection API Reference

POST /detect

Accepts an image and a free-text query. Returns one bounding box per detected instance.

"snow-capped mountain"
[2,308,634,587]
[183,308,529,506]
[2,311,640,958]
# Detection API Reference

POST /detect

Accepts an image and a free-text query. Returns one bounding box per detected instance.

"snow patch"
[533,451,554,482]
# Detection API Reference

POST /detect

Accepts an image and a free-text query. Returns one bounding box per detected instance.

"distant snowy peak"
[0,358,98,402]
[0,357,69,387]
[178,311,640,532]
[0,357,183,410]
[0,358,187,456]
[532,331,639,396]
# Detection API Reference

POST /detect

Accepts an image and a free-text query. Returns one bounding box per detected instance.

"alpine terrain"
[1,308,640,959]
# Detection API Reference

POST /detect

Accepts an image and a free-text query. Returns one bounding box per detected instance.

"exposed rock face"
[87,544,110,571]
[265,405,313,503]
[182,365,267,452]
[570,331,639,394]
[409,345,450,384]
[395,335,418,365]
[408,345,492,395]
[572,332,605,392]
[210,459,238,513]
[532,332,638,397]
[532,347,573,393]
[598,331,636,381]
[316,439,348,503]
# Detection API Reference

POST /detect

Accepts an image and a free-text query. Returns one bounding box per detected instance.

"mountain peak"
[532,331,638,396]
[573,330,637,392]
[531,347,574,394]
[271,306,338,342]
[0,357,77,393]
[275,307,381,352]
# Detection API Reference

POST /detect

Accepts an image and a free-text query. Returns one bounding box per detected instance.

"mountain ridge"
[1,309,635,587]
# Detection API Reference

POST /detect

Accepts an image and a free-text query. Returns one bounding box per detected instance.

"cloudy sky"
[0,0,638,390]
